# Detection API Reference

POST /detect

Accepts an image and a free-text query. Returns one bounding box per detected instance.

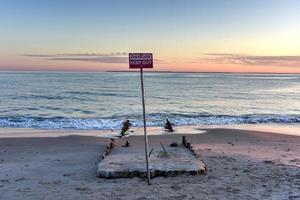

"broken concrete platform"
[97,142,206,178]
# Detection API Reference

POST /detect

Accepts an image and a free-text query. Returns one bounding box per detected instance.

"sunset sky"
[1,0,300,73]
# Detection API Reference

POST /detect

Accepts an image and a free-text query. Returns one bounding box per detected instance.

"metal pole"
[140,67,151,185]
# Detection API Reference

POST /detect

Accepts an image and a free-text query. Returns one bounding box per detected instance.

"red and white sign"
[129,53,153,68]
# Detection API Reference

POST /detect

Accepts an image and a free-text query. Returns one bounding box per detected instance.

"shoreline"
[0,123,299,138]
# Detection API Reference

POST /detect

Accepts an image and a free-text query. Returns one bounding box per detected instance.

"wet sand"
[0,128,299,200]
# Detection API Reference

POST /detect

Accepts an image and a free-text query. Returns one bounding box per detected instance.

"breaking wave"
[0,113,299,130]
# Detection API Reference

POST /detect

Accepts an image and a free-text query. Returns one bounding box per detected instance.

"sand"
[0,127,299,200]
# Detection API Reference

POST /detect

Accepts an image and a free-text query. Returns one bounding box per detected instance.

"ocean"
[0,71,300,130]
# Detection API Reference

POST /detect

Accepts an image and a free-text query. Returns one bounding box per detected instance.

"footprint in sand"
[170,184,182,190]
[17,187,31,192]
[290,158,300,164]
[263,160,274,164]
[14,177,28,182]
[75,187,91,191]
[63,173,76,177]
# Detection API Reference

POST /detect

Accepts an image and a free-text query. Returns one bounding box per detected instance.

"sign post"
[129,53,153,185]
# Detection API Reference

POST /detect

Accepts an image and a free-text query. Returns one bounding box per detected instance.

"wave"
[0,113,299,130]
[13,94,91,101]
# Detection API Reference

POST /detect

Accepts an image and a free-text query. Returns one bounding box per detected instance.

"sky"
[0,0,300,73]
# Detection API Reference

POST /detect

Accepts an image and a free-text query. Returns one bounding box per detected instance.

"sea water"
[0,71,299,131]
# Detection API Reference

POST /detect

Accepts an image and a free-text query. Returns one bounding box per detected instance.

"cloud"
[51,56,128,63]
[22,52,162,64]
[22,52,128,58]
[22,52,128,64]
[203,53,300,67]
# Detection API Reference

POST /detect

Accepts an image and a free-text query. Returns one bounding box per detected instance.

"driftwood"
[186,142,191,148]
[119,119,131,138]
[110,138,116,148]
[164,119,174,132]
[160,142,167,153]
[123,141,130,147]
[148,148,154,157]
[170,142,178,147]
[100,138,117,160]
[182,136,187,146]
[182,136,197,156]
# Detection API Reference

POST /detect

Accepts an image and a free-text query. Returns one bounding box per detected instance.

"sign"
[129,53,153,68]
[129,52,152,185]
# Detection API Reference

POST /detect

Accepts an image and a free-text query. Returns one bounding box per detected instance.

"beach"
[2,0,300,199]
[1,127,299,200]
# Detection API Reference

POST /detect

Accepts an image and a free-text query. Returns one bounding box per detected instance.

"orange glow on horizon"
[1,51,300,73]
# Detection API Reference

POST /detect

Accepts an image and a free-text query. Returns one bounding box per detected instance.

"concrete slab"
[97,143,206,178]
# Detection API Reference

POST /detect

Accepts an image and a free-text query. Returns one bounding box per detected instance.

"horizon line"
[1,69,300,74]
